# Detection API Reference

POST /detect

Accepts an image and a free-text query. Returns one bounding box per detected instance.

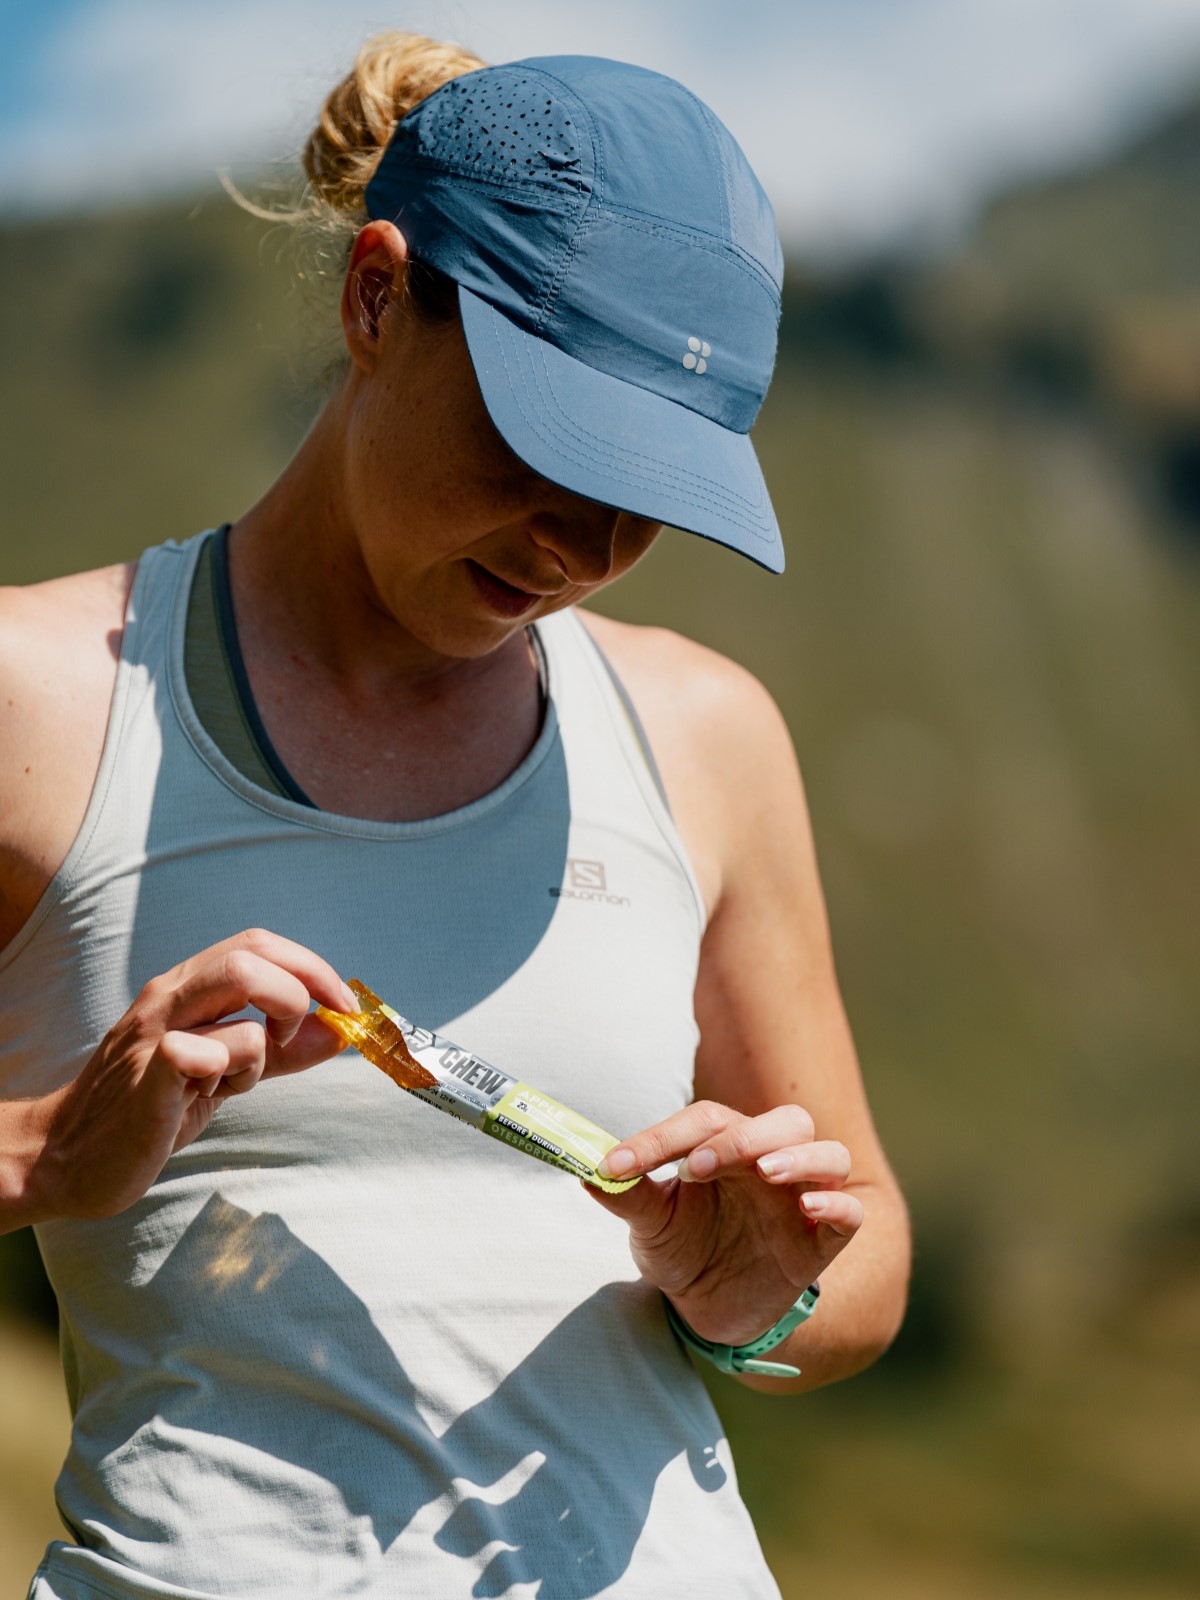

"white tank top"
[3,533,781,1600]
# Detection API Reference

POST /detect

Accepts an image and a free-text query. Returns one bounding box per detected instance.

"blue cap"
[365,55,784,573]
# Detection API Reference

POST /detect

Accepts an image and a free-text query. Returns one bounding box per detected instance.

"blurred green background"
[3,79,1200,1600]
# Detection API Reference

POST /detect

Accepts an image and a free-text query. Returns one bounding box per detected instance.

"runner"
[0,33,911,1599]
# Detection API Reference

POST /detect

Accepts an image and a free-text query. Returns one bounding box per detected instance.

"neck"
[225,392,532,700]
[213,394,544,822]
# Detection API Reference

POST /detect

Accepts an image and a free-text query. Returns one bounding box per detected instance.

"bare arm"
[0,571,356,1232]
[581,613,911,1392]
[0,565,133,950]
[686,661,909,1389]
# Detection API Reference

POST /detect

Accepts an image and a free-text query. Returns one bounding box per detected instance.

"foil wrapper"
[317,980,640,1194]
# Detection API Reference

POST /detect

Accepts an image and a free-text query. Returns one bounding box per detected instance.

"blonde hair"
[300,31,486,219]
[220,31,486,380]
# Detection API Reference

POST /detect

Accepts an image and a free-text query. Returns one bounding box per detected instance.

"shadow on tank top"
[133,529,575,1032]
[72,1189,728,1596]
[183,523,668,813]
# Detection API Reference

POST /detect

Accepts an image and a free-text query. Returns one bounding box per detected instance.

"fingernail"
[801,1193,828,1216]
[680,1148,717,1183]
[597,1147,636,1179]
[758,1154,789,1178]
[339,983,358,1013]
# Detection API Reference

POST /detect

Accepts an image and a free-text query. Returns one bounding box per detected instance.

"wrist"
[665,1283,821,1379]
[660,1290,806,1351]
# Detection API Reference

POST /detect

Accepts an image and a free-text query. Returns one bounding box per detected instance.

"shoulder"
[577,609,805,917]
[0,563,133,703]
[578,609,790,748]
[0,563,135,950]
[0,561,134,634]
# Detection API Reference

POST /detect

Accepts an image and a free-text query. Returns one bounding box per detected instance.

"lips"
[466,560,556,619]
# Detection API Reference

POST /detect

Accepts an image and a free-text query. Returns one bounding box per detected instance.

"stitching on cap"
[512,63,609,202]
[581,198,781,300]
[534,211,586,335]
[489,318,774,534]
[544,245,766,424]
[594,76,609,205]
[378,171,577,311]
[594,197,729,248]
[522,347,769,515]
[727,230,784,296]
[523,337,772,521]
[685,89,733,244]
[584,208,779,307]
[525,78,602,332]
[538,209,599,340]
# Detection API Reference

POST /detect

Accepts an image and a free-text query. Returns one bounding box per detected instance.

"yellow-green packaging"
[317,980,640,1194]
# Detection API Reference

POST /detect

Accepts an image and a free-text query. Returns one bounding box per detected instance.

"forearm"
[0,1090,61,1234]
[734,1175,911,1394]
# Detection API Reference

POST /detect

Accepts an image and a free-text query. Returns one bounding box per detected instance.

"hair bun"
[304,31,486,216]
[216,30,483,395]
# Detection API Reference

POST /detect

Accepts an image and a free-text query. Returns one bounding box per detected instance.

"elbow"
[740,1194,912,1395]
[860,1194,914,1368]
[843,1290,909,1379]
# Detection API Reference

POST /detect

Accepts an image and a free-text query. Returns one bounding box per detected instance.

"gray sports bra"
[183,522,667,809]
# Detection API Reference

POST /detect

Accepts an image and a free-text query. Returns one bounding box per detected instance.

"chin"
[403,608,529,662]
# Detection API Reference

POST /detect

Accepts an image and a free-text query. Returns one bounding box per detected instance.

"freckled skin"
[331,294,661,664]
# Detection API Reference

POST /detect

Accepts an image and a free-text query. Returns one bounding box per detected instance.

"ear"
[340,220,411,372]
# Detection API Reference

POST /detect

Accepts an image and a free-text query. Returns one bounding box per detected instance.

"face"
[335,225,662,661]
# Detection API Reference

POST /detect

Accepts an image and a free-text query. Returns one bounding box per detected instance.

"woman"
[0,33,910,1600]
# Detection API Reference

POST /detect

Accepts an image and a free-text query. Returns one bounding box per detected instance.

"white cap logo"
[682,336,711,375]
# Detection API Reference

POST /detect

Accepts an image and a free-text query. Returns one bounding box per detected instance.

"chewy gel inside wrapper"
[317,980,640,1194]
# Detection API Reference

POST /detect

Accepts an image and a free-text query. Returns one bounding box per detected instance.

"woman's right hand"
[7,928,357,1228]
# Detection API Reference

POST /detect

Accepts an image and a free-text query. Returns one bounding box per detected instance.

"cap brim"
[458,286,784,574]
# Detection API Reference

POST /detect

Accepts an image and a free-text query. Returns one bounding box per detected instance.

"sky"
[2,0,1200,261]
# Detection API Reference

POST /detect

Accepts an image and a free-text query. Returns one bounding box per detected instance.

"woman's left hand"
[586,1101,863,1347]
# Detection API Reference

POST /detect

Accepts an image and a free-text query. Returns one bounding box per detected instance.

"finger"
[169,949,311,1045]
[265,1012,359,1077]
[193,1019,267,1096]
[151,1030,231,1101]
[139,929,357,1035]
[799,1189,864,1240]
[754,1139,851,1187]
[149,947,329,1044]
[595,1101,738,1181]
[676,1105,817,1183]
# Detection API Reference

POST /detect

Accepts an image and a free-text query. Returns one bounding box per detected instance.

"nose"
[526,496,622,587]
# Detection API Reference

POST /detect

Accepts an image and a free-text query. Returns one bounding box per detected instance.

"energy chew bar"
[317,980,640,1195]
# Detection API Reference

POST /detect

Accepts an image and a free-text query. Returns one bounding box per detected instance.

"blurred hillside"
[783,89,1200,544]
[2,88,1199,1600]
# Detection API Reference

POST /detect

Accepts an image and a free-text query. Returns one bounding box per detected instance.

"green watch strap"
[665,1283,821,1378]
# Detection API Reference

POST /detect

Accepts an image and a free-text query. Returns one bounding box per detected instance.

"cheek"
[351,406,480,557]
[348,382,410,508]
[379,363,528,503]
[615,520,663,575]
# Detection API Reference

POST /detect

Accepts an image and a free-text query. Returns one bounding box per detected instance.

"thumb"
[582,1172,676,1238]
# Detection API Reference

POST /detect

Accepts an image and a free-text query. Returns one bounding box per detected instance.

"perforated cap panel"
[378,66,591,195]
